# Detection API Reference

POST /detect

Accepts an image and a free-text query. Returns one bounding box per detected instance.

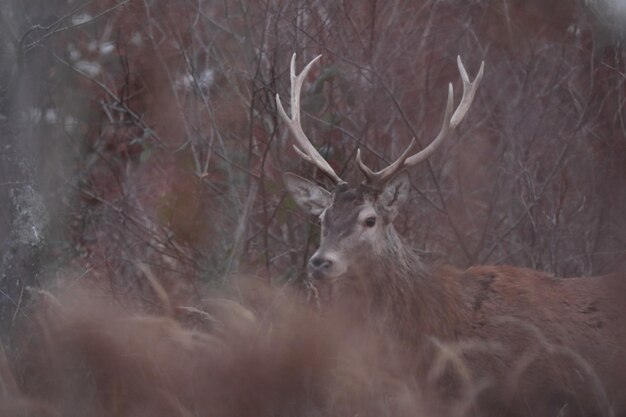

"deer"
[275,54,626,417]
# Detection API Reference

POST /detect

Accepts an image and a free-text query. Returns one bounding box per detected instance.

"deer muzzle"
[307,249,346,280]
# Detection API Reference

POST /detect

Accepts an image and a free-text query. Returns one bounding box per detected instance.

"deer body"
[276,54,626,417]
[457,265,625,417]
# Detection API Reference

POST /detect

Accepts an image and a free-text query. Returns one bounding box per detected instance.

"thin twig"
[23,0,131,52]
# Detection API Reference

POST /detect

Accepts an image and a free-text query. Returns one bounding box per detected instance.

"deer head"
[277,54,483,285]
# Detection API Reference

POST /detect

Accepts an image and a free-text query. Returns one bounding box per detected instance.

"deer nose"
[309,255,333,273]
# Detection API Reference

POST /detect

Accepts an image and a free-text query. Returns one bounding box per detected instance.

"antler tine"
[405,56,483,166]
[356,86,453,187]
[357,57,483,187]
[404,83,455,166]
[276,53,344,184]
[356,138,418,186]
[451,55,484,128]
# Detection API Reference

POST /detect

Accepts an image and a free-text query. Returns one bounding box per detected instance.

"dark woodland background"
[1,1,626,416]
[0,0,625,356]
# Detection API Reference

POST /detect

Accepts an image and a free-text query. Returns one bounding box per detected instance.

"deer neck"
[360,225,468,343]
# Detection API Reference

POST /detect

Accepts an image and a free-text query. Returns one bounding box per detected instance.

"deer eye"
[364,216,377,227]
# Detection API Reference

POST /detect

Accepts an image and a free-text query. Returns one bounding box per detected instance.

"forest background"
[1,0,626,342]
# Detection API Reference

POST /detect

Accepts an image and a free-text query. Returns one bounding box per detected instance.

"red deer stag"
[276,54,626,417]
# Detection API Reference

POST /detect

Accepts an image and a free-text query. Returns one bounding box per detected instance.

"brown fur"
[298,179,626,417]
[342,258,626,417]
[457,266,626,417]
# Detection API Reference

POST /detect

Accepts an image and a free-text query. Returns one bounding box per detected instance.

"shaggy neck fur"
[349,224,468,346]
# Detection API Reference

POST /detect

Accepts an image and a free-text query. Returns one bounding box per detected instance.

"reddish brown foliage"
[2,283,432,417]
[4,1,626,415]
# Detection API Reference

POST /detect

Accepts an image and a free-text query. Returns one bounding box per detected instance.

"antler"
[276,54,344,184]
[357,56,484,187]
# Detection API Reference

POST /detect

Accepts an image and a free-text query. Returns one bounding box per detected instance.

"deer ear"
[378,171,410,220]
[284,173,331,216]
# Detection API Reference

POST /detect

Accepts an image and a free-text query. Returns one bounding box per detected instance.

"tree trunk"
[0,2,49,346]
